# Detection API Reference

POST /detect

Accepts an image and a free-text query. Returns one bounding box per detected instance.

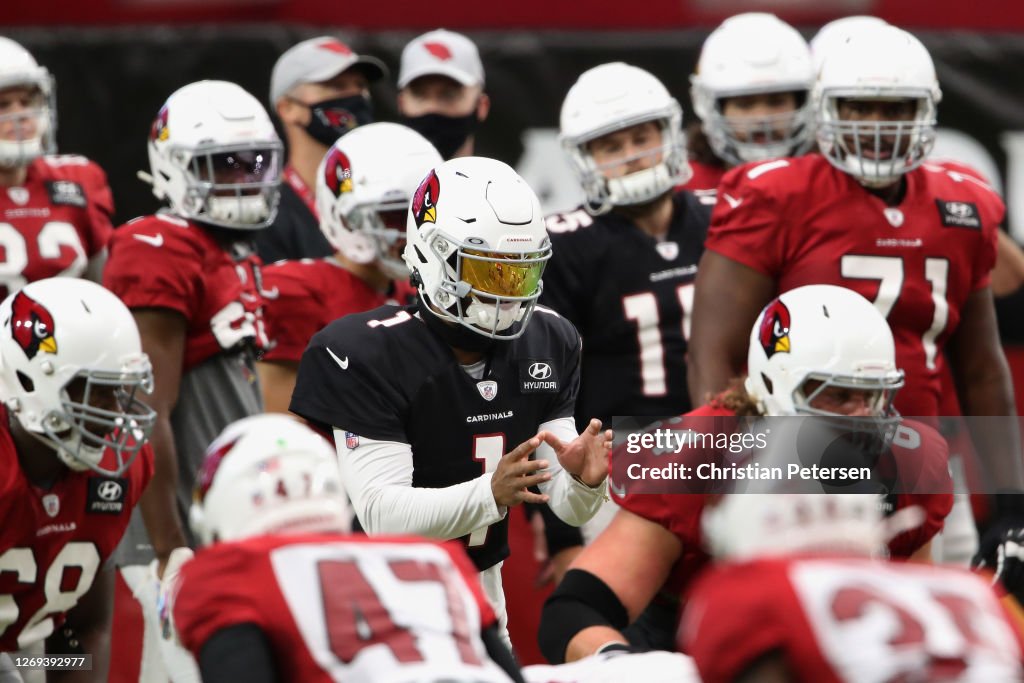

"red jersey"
[103,214,269,371]
[0,408,153,651]
[706,155,1002,417]
[174,533,512,683]
[0,155,114,299]
[261,258,417,364]
[611,404,953,594]
[681,160,726,193]
[683,555,1024,682]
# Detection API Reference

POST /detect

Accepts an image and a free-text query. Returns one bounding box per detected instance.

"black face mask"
[303,95,374,147]
[400,111,478,160]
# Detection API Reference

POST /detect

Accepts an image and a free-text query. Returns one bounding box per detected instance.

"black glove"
[973,492,1024,599]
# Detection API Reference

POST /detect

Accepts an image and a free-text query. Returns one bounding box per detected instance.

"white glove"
[155,548,202,683]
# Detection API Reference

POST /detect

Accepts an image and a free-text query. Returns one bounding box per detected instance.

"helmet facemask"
[344,199,411,280]
[0,79,56,168]
[38,357,156,477]
[423,231,551,340]
[565,111,690,215]
[703,91,814,166]
[170,140,283,230]
[790,370,904,453]
[817,94,937,188]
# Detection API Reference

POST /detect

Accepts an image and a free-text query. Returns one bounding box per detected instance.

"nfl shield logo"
[344,432,359,449]
[42,493,60,518]
[7,187,29,206]
[655,241,679,261]
[477,380,498,401]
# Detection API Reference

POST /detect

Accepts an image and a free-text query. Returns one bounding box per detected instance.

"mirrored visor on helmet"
[461,249,549,298]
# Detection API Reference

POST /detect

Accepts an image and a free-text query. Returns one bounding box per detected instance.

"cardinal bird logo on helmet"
[150,105,170,143]
[412,170,440,228]
[10,291,58,360]
[758,299,791,359]
[323,147,354,197]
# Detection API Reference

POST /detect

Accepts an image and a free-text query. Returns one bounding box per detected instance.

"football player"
[0,38,114,299]
[257,122,438,413]
[539,285,954,662]
[102,80,281,680]
[170,414,525,683]
[683,491,1024,681]
[542,62,710,432]
[685,12,815,191]
[0,278,156,681]
[290,156,610,647]
[686,25,1024,572]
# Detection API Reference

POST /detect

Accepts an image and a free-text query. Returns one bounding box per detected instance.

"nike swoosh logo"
[722,193,744,209]
[261,286,280,300]
[326,347,349,370]
[133,233,164,247]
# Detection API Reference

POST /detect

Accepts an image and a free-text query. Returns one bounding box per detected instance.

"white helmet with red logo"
[316,122,442,278]
[190,414,350,545]
[744,285,904,420]
[403,156,551,340]
[0,278,155,476]
[146,80,283,230]
[0,37,56,167]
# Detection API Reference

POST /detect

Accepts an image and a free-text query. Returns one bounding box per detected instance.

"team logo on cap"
[323,146,354,196]
[412,169,440,227]
[423,42,453,60]
[758,299,791,359]
[150,105,170,142]
[10,290,57,360]
[317,39,353,56]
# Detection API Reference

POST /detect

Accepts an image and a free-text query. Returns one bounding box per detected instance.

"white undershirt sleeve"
[335,429,506,539]
[534,416,608,526]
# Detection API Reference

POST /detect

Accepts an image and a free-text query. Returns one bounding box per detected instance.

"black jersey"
[289,304,582,570]
[541,190,712,431]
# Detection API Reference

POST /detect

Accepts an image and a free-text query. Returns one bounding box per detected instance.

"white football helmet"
[403,157,551,339]
[815,25,941,188]
[146,80,283,230]
[745,284,904,424]
[0,37,56,167]
[190,414,350,546]
[690,13,815,166]
[316,122,442,279]
[560,62,690,214]
[809,16,890,75]
[702,493,886,560]
[0,278,155,476]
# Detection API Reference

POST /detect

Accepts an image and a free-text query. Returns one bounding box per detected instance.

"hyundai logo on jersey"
[87,477,127,514]
[520,359,558,393]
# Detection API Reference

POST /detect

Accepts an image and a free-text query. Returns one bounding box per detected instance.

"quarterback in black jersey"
[290,156,610,647]
[543,63,713,431]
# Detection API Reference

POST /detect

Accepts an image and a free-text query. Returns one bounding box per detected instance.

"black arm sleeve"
[481,624,526,683]
[199,623,279,683]
[537,568,630,664]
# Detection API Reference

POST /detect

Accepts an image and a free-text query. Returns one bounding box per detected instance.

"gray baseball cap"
[398,29,484,89]
[270,37,388,105]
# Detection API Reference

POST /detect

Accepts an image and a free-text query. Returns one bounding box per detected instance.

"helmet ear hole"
[16,371,34,393]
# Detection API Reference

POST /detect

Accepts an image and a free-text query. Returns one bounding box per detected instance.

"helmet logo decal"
[423,42,453,61]
[196,435,242,504]
[758,299,791,358]
[317,39,354,55]
[323,146,354,196]
[150,105,169,142]
[10,290,57,360]
[315,107,357,133]
[412,169,440,227]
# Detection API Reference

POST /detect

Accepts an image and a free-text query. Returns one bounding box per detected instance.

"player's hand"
[156,547,202,683]
[491,435,552,508]
[540,418,612,488]
[973,493,1024,601]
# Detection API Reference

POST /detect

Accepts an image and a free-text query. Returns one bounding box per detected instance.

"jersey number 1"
[623,283,695,396]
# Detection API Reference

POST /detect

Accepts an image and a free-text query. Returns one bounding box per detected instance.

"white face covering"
[464,298,524,333]
[605,163,675,206]
[206,194,273,225]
